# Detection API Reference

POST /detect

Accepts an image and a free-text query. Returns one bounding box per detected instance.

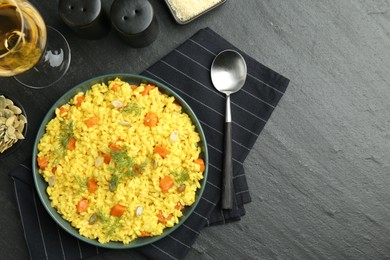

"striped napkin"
[9,28,289,260]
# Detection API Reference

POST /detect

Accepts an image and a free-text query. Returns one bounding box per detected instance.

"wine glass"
[0,0,71,88]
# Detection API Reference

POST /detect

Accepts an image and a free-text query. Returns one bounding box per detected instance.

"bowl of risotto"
[32,74,208,248]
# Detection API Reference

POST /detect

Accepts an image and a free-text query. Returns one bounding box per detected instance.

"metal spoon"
[211,49,247,209]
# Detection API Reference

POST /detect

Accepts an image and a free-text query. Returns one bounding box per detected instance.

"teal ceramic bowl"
[32,73,208,249]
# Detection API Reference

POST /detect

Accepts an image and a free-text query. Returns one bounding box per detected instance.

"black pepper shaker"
[110,0,159,48]
[58,0,110,40]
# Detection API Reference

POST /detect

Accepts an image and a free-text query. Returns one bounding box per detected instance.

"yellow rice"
[37,78,204,244]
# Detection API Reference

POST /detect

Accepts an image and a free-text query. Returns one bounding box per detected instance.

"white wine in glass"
[0,0,70,88]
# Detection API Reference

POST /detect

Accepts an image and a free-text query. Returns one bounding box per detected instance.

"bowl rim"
[0,91,28,159]
[32,73,209,249]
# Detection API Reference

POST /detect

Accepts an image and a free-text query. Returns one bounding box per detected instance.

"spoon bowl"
[211,49,247,209]
[211,50,247,94]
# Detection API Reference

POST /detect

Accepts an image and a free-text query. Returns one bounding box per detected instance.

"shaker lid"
[110,0,154,35]
[59,0,101,27]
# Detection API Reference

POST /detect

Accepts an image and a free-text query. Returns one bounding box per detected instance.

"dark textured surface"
[1,0,390,259]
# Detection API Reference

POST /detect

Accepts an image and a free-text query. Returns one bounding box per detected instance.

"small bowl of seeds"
[0,93,27,158]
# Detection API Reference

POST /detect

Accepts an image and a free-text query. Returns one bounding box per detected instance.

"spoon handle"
[222,96,234,209]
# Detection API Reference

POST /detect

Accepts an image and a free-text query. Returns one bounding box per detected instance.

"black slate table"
[2,0,390,259]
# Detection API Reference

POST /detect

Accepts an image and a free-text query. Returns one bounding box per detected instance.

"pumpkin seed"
[135,206,144,217]
[48,176,56,187]
[170,130,179,142]
[10,105,22,114]
[177,184,186,193]
[2,109,13,118]
[118,121,131,126]
[95,156,104,168]
[15,131,24,140]
[0,96,5,109]
[89,213,99,225]
[109,175,119,192]
[19,114,26,123]
[4,97,13,107]
[151,158,157,169]
[6,125,15,135]
[112,100,124,108]
[17,123,24,132]
[5,116,15,127]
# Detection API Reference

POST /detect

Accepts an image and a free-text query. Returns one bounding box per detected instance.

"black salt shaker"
[110,0,159,48]
[58,0,110,40]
